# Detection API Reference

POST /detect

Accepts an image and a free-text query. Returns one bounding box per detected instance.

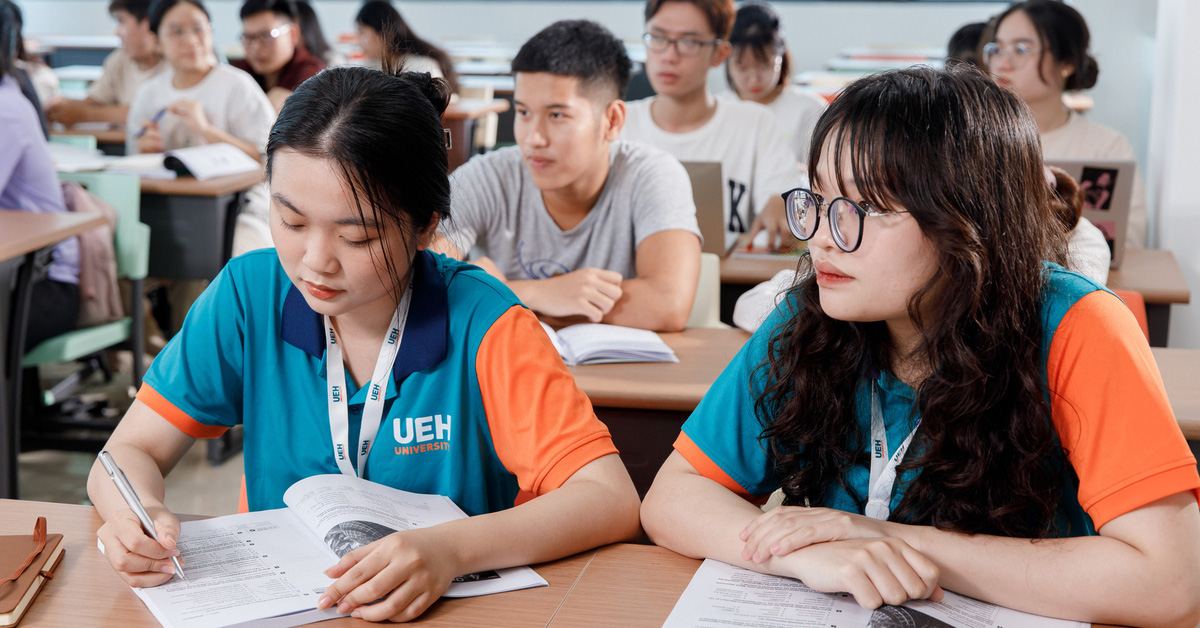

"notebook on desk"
[682,161,739,257]
[1045,158,1135,269]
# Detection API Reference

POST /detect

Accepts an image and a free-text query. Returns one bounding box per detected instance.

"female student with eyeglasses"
[89,44,640,623]
[640,65,1200,625]
[722,2,825,164]
[984,0,1148,249]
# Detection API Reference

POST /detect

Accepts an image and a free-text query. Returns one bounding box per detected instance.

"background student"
[435,20,702,332]
[354,0,456,92]
[723,1,825,165]
[1,1,80,351]
[641,66,1200,624]
[127,0,274,253]
[984,0,1149,248]
[232,0,325,112]
[46,0,164,127]
[1,0,54,136]
[87,58,640,623]
[622,0,797,250]
[294,0,340,67]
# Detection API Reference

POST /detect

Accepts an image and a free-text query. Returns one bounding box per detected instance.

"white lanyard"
[325,286,412,477]
[864,383,921,521]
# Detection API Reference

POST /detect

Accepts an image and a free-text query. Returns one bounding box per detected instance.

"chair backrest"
[50,134,99,152]
[57,171,146,280]
[458,84,498,152]
[686,252,723,328]
[1111,288,1150,341]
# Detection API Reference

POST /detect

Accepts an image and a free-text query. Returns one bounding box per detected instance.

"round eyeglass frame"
[780,187,906,253]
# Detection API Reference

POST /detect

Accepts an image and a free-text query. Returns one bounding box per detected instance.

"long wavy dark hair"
[756,65,1072,539]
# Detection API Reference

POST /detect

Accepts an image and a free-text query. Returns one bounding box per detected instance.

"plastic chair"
[20,171,149,449]
[686,253,728,329]
[49,134,99,152]
[1111,289,1150,342]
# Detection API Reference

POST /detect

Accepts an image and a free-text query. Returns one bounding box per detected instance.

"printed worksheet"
[664,559,1089,628]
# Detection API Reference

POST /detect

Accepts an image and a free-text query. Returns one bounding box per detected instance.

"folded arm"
[603,229,700,332]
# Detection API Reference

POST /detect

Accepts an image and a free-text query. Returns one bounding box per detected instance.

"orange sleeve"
[1047,290,1200,529]
[136,383,229,439]
[674,432,770,506]
[475,307,619,495]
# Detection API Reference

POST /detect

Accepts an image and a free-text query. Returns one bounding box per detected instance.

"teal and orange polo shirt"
[138,249,617,514]
[677,265,1200,534]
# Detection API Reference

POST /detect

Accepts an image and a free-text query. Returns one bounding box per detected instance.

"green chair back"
[57,171,148,281]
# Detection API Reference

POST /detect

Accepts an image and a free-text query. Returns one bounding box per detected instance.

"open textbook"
[110,474,546,628]
[55,142,261,181]
[664,559,1088,628]
[539,322,678,366]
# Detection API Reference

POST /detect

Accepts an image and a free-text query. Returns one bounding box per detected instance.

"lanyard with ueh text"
[325,286,412,477]
[864,383,921,521]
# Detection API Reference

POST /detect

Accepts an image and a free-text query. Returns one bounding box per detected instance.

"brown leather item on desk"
[0,518,65,627]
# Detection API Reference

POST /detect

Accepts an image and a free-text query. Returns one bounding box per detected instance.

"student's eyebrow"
[272,193,377,228]
[648,26,708,38]
[513,100,573,111]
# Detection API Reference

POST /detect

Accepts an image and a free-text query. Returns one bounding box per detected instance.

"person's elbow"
[1153,566,1200,627]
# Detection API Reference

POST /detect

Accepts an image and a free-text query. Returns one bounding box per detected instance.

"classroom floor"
[16,353,244,516]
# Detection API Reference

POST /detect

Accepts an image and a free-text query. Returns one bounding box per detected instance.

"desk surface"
[0,210,106,261]
[140,169,263,197]
[1153,347,1200,440]
[54,125,127,144]
[721,247,1192,306]
[0,498,597,627]
[1107,248,1191,305]
[568,327,751,412]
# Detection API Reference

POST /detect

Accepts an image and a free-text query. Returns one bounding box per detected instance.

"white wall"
[1148,0,1200,348]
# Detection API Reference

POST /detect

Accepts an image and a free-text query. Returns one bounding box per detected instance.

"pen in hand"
[134,108,168,139]
[98,450,186,580]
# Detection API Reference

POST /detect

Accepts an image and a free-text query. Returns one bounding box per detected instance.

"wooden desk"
[548,544,699,627]
[1107,248,1190,346]
[0,211,107,499]
[54,125,127,155]
[444,99,511,173]
[0,499,595,627]
[140,170,263,281]
[568,327,750,496]
[1153,347,1200,440]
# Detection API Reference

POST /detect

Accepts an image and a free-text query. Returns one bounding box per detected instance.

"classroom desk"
[54,124,128,156]
[0,211,107,500]
[1153,347,1200,441]
[0,498,594,628]
[444,99,512,173]
[139,169,263,281]
[568,327,751,495]
[719,247,1191,346]
[1107,248,1191,346]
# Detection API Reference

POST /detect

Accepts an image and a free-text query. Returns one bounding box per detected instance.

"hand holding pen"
[95,450,186,587]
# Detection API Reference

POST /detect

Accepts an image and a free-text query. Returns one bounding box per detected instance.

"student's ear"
[602,99,627,141]
[416,215,441,250]
[710,40,732,69]
[289,21,301,47]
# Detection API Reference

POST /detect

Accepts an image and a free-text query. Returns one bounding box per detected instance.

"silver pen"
[98,450,186,579]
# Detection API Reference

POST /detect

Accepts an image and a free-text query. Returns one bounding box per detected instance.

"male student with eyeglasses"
[622,0,798,251]
[232,0,324,112]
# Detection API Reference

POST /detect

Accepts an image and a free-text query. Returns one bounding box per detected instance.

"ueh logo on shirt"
[393,414,452,455]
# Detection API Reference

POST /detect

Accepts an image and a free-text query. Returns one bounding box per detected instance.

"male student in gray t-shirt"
[434,20,702,332]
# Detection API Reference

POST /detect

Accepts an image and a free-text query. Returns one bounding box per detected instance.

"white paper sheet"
[664,559,1089,628]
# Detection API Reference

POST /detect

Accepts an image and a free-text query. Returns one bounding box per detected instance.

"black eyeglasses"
[642,32,721,57]
[781,188,907,253]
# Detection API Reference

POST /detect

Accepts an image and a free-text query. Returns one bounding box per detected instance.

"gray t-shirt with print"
[439,140,700,281]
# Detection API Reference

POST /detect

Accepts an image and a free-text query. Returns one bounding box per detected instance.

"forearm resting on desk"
[886,493,1200,627]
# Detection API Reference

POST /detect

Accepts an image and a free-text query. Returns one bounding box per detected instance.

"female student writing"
[722,2,824,164]
[87,56,640,622]
[985,0,1149,248]
[640,66,1200,626]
